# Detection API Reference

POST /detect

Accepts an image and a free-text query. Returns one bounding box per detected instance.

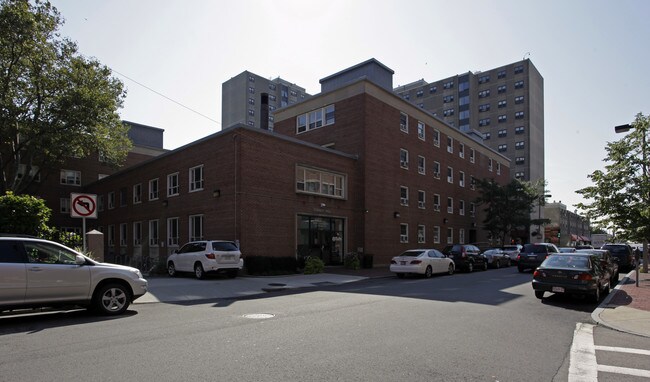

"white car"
[390,249,455,278]
[0,236,148,315]
[167,240,244,279]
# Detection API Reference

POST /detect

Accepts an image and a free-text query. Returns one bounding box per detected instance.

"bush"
[303,256,325,274]
[344,252,360,270]
[0,191,51,236]
[244,255,298,275]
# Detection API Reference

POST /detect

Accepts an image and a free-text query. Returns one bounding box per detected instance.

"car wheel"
[167,262,176,277]
[93,283,131,315]
[194,263,205,280]
[535,291,544,299]
[424,266,433,278]
[482,261,488,271]
[447,264,454,275]
[518,266,524,273]
[396,273,405,279]
[227,269,238,278]
[467,262,474,273]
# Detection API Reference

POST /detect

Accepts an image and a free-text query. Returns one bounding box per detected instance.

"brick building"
[84,59,510,267]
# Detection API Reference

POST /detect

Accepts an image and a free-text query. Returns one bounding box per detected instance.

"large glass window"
[167,217,179,246]
[297,216,345,265]
[60,169,81,185]
[296,104,335,134]
[189,214,203,242]
[296,166,345,198]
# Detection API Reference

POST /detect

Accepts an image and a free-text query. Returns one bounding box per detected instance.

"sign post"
[70,193,98,252]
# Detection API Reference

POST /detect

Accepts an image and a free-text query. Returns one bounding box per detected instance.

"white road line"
[595,345,650,356]
[598,365,650,378]
[569,323,599,382]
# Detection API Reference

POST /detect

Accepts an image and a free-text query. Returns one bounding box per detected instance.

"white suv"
[0,236,148,315]
[167,240,244,279]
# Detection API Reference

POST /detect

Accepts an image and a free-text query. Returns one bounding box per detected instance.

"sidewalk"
[592,269,650,338]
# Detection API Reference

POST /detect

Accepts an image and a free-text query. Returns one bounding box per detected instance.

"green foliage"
[474,178,545,245]
[303,256,325,274]
[577,112,650,245]
[344,252,360,270]
[0,0,131,194]
[0,191,50,235]
[244,255,298,275]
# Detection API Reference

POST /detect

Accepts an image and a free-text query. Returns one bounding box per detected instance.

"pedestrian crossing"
[569,323,650,381]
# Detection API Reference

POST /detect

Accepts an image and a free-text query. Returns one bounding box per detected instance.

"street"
[0,268,646,381]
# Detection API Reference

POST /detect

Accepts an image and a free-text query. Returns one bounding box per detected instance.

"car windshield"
[399,250,424,257]
[212,242,238,251]
[603,246,627,255]
[543,255,590,269]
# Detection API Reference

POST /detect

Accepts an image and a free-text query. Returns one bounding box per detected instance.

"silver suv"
[0,236,148,315]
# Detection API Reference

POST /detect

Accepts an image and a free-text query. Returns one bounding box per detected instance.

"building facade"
[543,202,591,246]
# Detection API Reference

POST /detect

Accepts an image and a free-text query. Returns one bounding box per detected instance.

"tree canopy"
[474,178,546,245]
[0,0,131,194]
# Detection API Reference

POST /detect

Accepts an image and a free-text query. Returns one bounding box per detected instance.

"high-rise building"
[394,59,544,184]
[221,71,310,131]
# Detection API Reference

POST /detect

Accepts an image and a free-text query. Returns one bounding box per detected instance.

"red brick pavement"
[609,270,650,311]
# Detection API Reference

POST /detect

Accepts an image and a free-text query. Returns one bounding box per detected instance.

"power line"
[111,69,221,126]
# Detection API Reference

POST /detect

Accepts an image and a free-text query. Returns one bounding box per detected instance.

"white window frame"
[119,223,127,247]
[296,166,345,199]
[400,112,408,133]
[433,161,441,179]
[447,137,454,153]
[60,169,81,186]
[433,129,440,147]
[459,200,465,216]
[433,226,441,244]
[149,219,159,247]
[149,178,159,200]
[189,214,203,242]
[418,190,425,209]
[133,221,142,246]
[459,143,465,158]
[447,228,454,244]
[167,217,179,247]
[417,225,426,244]
[447,166,453,184]
[60,198,70,214]
[400,186,409,206]
[447,197,454,214]
[459,171,465,187]
[189,165,204,192]
[400,149,409,169]
[418,155,426,175]
[470,148,475,164]
[133,183,142,204]
[167,172,179,197]
[417,121,425,140]
[433,194,441,212]
[400,223,409,243]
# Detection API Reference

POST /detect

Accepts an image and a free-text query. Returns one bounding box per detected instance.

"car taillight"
[575,273,593,281]
[205,253,216,259]
[517,254,521,261]
[410,260,422,264]
[390,260,397,264]
[533,270,545,278]
[461,250,467,258]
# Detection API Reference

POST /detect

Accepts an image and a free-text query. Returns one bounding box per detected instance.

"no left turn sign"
[71,193,98,218]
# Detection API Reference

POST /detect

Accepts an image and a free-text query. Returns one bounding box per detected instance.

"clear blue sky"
[50,0,650,212]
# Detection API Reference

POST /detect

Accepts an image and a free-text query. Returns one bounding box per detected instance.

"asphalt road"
[0,268,602,381]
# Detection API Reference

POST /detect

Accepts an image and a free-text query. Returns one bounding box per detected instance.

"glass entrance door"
[297,215,344,265]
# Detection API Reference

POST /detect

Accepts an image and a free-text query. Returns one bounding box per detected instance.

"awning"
[580,236,589,241]
[571,234,578,241]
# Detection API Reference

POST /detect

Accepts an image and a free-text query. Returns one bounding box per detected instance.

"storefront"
[297,215,345,265]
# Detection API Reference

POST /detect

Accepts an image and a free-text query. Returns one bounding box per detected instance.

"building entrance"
[297,215,344,265]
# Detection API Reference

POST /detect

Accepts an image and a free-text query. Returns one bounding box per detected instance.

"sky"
[48,0,650,212]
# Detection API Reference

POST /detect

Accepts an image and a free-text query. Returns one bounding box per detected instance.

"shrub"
[344,252,360,270]
[303,256,325,274]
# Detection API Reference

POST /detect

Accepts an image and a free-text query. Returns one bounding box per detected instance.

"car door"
[0,240,28,306]
[431,249,447,273]
[23,241,91,304]
[175,243,193,271]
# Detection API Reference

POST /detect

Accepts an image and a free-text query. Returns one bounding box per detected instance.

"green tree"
[577,112,650,272]
[0,0,131,194]
[0,190,50,235]
[474,178,545,245]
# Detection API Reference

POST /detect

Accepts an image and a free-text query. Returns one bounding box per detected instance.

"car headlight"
[132,269,143,278]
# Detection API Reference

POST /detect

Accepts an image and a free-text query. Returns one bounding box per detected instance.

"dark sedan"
[482,248,511,269]
[532,253,611,302]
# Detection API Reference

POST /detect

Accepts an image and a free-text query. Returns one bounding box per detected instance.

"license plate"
[223,255,234,260]
[400,261,406,265]
[552,286,565,293]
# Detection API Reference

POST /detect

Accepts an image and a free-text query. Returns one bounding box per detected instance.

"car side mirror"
[75,254,86,265]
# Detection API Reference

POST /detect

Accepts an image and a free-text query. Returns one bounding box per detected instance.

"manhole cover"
[243,313,275,319]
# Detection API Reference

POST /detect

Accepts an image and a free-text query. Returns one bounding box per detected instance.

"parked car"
[442,244,487,272]
[501,244,522,264]
[576,249,620,286]
[575,245,594,250]
[390,249,455,278]
[600,244,636,271]
[559,247,577,253]
[517,243,559,272]
[482,248,511,269]
[167,240,244,279]
[532,253,611,302]
[0,236,148,315]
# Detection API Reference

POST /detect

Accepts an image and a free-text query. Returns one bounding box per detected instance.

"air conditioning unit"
[447,207,453,213]
[400,234,408,243]
[400,197,408,205]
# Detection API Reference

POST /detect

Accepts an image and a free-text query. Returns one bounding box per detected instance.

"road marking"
[595,345,650,356]
[598,365,650,378]
[569,323,598,382]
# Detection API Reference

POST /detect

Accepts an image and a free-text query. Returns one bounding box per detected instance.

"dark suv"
[442,244,487,272]
[600,244,636,271]
[517,243,559,272]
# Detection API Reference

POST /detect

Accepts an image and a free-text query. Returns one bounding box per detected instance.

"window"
[433,194,441,211]
[515,80,524,89]
[479,118,491,127]
[447,228,454,244]
[400,224,409,243]
[107,225,115,247]
[497,85,506,94]
[515,172,525,179]
[515,96,524,104]
[498,129,507,138]
[459,95,470,106]
[60,170,81,186]
[149,220,159,246]
[269,83,276,90]
[443,80,454,89]
[400,149,409,168]
[498,100,507,108]
[167,217,179,246]
[498,144,507,152]
[515,111,524,119]
[149,178,159,200]
[433,129,440,147]
[470,203,476,217]
[325,105,335,125]
[459,200,465,216]
[447,137,454,153]
[98,195,104,212]
[248,75,255,82]
[479,103,490,112]
[167,172,179,196]
[296,104,335,133]
[478,90,490,98]
[515,126,525,134]
[459,81,469,92]
[433,226,441,244]
[497,70,506,79]
[429,86,437,93]
[459,171,465,187]
[418,156,426,175]
[248,86,255,94]
[400,112,408,132]
[403,94,410,100]
[296,166,345,198]
[514,65,524,74]
[418,190,425,209]
[459,143,465,158]
[400,186,409,206]
[447,197,453,214]
[470,176,476,190]
[470,148,475,163]
[488,158,493,172]
[417,225,426,244]
[459,228,465,244]
[478,75,490,84]
[417,121,425,140]
[189,165,204,192]
[443,95,454,103]
[447,166,453,184]
[133,184,142,204]
[498,115,507,123]
[119,223,127,247]
[108,192,115,209]
[497,163,502,175]
[248,97,254,105]
[417,103,424,108]
[416,90,424,98]
[60,198,70,214]
[484,132,491,140]
[516,156,525,165]
[133,222,142,246]
[433,161,441,178]
[459,110,470,120]
[443,109,454,117]
[516,141,525,150]
[189,214,203,242]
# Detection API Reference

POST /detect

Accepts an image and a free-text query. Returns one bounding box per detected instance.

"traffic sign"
[71,193,98,218]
